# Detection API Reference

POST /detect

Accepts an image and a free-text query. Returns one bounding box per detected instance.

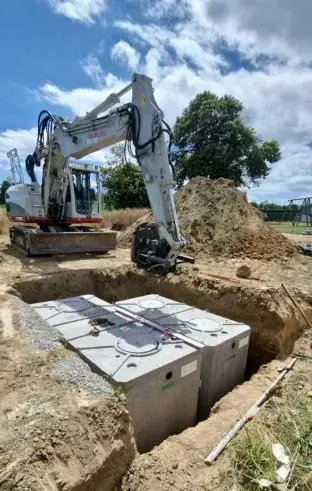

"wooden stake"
[199,273,240,284]
[204,358,297,465]
[281,283,312,329]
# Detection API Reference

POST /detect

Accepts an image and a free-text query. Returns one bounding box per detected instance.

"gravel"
[9,294,113,397]
[53,356,113,396]
[10,294,60,351]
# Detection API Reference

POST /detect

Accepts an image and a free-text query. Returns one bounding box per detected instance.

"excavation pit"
[2,265,306,491]
[11,265,304,377]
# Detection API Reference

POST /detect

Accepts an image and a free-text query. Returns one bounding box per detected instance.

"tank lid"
[117,334,160,355]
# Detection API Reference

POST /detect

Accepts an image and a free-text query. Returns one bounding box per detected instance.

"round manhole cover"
[56,299,91,312]
[117,334,160,355]
[188,318,222,332]
[138,298,166,309]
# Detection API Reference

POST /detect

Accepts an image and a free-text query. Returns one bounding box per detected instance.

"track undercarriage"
[9,225,117,256]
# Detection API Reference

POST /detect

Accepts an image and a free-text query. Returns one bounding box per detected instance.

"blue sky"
[1,0,312,203]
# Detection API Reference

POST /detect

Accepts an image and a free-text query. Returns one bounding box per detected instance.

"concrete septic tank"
[116,294,251,419]
[32,295,203,453]
[31,294,114,327]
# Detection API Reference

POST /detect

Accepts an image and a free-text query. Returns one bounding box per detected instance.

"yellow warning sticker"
[140,93,146,104]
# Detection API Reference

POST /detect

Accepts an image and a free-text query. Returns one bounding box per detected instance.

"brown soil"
[0,295,136,491]
[118,178,300,260]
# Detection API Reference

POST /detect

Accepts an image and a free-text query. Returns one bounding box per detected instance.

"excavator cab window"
[71,169,99,215]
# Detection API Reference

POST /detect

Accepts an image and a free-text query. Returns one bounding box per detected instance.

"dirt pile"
[118,178,299,260]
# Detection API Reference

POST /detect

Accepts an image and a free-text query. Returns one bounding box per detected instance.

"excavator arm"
[29,73,192,271]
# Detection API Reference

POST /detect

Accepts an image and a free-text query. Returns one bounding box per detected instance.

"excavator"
[5,73,193,272]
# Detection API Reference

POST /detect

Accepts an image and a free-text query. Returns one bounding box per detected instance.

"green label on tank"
[161,382,175,391]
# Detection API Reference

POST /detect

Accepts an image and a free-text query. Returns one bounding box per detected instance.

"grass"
[232,373,312,491]
[268,222,312,234]
[101,207,149,229]
[0,208,10,234]
[0,207,149,235]
[233,426,278,490]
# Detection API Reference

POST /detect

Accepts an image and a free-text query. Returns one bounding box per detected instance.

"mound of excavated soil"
[118,177,299,260]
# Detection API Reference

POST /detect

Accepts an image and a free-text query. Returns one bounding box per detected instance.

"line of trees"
[251,201,299,211]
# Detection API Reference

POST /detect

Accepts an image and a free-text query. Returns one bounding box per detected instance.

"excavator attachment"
[131,222,195,272]
[9,226,117,256]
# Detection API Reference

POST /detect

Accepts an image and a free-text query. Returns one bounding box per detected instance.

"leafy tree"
[250,201,259,208]
[0,179,12,205]
[101,145,149,209]
[172,92,281,188]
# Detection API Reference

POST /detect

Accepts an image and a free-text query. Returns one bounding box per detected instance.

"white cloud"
[0,127,112,174]
[0,128,37,163]
[179,0,312,64]
[81,54,105,88]
[111,41,141,71]
[141,0,190,20]
[114,21,175,48]
[0,128,37,177]
[37,73,128,117]
[46,0,106,25]
[203,0,312,60]
[36,56,312,200]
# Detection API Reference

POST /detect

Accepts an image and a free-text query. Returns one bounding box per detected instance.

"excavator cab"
[64,162,101,221]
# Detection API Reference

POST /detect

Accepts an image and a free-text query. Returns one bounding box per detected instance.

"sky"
[1,0,312,203]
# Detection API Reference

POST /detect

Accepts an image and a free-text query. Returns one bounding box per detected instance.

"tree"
[0,179,12,205]
[250,201,259,208]
[172,92,281,188]
[101,145,149,209]
[256,201,299,211]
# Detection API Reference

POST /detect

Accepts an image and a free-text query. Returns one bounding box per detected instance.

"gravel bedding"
[9,294,113,396]
[10,294,60,351]
[53,355,113,396]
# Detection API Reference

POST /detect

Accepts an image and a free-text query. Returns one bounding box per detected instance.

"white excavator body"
[5,73,193,271]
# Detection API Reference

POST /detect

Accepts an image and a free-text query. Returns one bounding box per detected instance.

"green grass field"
[268,221,312,234]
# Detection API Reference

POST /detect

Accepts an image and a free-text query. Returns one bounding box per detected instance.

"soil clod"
[236,264,252,279]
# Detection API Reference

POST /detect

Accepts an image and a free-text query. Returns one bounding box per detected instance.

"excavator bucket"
[9,227,117,256]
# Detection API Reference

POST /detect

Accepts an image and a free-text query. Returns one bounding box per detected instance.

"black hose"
[25,154,37,183]
[124,104,175,178]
